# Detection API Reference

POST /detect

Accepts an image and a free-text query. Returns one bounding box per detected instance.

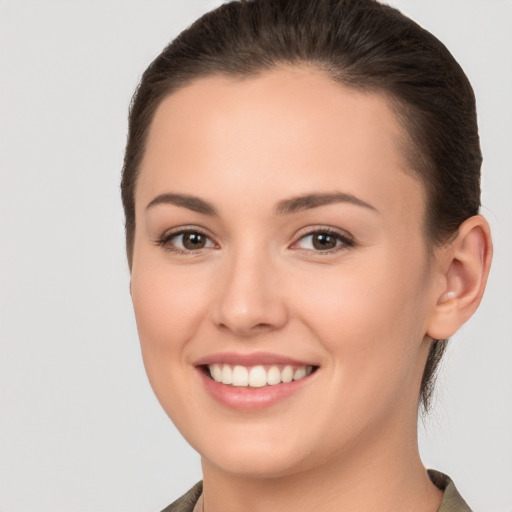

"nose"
[212,247,289,337]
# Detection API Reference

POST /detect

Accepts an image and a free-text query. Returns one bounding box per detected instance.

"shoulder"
[159,481,203,512]
[428,470,473,512]
[160,473,471,512]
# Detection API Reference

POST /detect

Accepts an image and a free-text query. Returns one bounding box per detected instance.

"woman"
[121,0,492,510]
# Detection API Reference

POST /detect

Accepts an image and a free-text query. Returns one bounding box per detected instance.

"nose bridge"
[213,240,287,335]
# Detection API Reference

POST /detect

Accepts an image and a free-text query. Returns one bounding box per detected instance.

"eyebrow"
[275,192,378,215]
[146,191,378,216]
[146,193,218,216]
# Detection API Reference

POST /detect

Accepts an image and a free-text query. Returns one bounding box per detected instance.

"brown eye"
[158,229,216,252]
[182,231,207,250]
[312,233,338,250]
[294,229,353,253]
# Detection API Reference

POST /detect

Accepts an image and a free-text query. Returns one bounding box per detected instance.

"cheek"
[297,251,426,338]
[130,259,211,385]
[130,265,213,434]
[291,249,430,405]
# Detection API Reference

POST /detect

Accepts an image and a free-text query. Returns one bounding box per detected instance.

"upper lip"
[194,351,318,367]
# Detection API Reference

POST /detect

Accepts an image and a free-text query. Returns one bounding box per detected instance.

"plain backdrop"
[0,1,511,511]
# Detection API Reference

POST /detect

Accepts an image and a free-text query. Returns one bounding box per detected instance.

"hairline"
[126,63,443,268]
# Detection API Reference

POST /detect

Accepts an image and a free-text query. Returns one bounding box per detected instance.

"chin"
[185,422,314,478]
[203,446,308,479]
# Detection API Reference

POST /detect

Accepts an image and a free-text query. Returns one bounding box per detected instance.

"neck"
[200,412,442,512]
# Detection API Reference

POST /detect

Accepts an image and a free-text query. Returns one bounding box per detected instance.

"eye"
[293,229,353,252]
[155,229,216,253]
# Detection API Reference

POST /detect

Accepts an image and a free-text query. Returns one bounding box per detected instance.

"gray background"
[0,1,510,511]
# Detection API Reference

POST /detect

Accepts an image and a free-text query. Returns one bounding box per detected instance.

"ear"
[426,215,493,340]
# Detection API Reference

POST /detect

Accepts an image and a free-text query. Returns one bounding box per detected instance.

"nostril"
[212,279,289,335]
[216,320,277,337]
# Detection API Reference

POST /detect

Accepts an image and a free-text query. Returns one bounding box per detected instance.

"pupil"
[183,232,205,249]
[313,233,336,250]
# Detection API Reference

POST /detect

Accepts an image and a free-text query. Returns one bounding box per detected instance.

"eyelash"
[153,227,216,255]
[154,227,354,255]
[292,227,354,254]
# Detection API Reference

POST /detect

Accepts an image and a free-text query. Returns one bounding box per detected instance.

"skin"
[130,68,492,512]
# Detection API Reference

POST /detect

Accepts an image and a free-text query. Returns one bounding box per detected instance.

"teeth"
[211,364,222,382]
[208,363,314,387]
[249,366,267,387]
[266,366,281,385]
[221,364,233,385]
[281,366,294,383]
[232,365,249,386]
[293,367,307,380]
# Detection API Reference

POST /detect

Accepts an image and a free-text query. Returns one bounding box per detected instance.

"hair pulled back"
[121,0,482,411]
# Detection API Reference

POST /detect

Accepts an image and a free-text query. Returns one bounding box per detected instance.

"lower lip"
[197,368,315,411]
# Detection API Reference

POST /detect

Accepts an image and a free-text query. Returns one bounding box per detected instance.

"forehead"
[138,67,424,221]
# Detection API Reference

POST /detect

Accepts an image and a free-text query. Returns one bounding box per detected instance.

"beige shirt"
[160,470,472,512]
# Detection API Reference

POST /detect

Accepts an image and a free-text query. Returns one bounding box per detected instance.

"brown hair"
[121,0,481,411]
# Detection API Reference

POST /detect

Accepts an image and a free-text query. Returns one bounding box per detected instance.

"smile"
[207,364,315,387]
[195,353,319,410]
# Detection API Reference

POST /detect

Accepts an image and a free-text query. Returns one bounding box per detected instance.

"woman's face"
[131,68,440,477]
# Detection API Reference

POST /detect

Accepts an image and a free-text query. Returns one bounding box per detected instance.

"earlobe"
[427,215,492,340]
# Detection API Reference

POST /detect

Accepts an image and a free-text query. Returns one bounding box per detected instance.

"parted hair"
[121,0,482,411]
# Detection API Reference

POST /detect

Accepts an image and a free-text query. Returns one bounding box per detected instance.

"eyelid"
[153,225,218,253]
[290,226,354,252]
[153,224,354,254]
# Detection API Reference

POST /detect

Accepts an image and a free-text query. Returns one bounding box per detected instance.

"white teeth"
[209,363,314,387]
[293,367,307,380]
[248,366,267,387]
[211,364,222,382]
[266,365,281,385]
[221,364,233,385]
[281,365,294,383]
[232,365,249,386]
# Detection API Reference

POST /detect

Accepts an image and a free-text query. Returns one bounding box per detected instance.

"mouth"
[203,363,317,388]
[194,352,320,410]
